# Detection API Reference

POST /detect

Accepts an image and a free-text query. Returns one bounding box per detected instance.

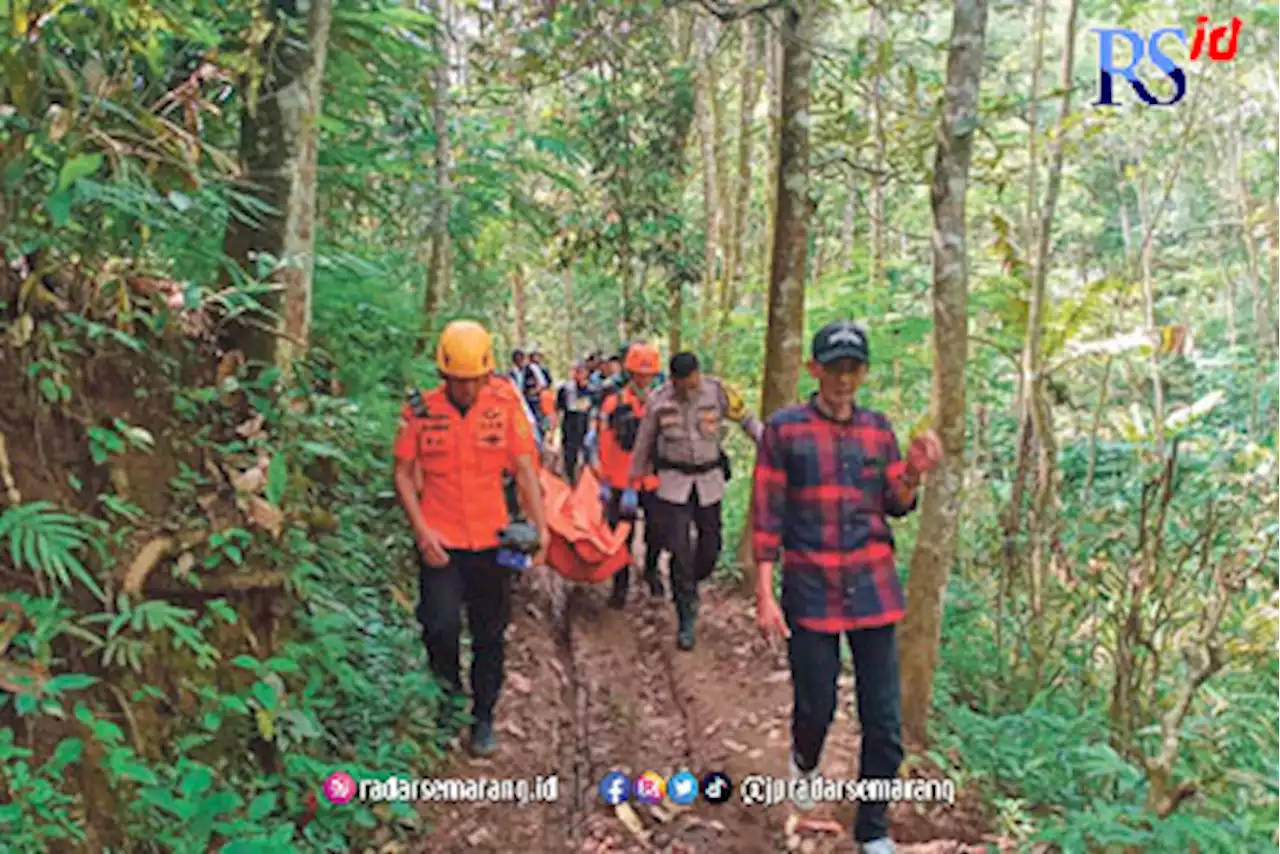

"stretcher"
[538,465,633,585]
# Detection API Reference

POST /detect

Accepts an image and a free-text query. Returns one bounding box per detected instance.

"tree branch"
[693,0,791,23]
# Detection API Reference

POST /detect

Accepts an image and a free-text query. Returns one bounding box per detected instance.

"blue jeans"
[787,619,903,843]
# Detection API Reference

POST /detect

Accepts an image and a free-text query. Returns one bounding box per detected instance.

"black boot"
[469,716,497,757]
[676,601,697,651]
[608,569,628,609]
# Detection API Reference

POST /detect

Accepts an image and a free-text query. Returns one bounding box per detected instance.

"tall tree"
[714,19,764,369]
[1022,0,1081,668]
[416,0,453,355]
[868,4,888,291]
[760,11,783,281]
[998,0,1080,645]
[223,0,334,372]
[898,0,990,748]
[695,14,725,352]
[759,0,814,452]
[513,264,528,346]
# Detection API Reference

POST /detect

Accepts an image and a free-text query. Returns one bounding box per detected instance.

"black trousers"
[655,487,722,608]
[562,436,584,484]
[416,550,512,723]
[787,619,903,843]
[606,489,661,594]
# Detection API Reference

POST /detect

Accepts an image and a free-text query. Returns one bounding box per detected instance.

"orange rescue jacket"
[597,385,658,491]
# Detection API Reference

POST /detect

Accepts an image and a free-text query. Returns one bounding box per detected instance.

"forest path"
[412,512,1005,853]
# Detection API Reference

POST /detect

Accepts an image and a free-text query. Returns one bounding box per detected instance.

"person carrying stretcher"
[592,342,665,608]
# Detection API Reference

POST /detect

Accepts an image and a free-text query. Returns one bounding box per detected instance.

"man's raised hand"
[906,430,943,479]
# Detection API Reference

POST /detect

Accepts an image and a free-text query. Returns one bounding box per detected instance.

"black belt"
[655,456,720,475]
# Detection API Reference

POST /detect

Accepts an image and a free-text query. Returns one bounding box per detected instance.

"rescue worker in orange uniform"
[393,320,549,757]
[593,342,665,608]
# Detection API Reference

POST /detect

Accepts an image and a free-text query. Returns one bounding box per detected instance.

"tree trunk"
[898,0,989,749]
[761,13,783,282]
[1269,104,1280,358]
[868,5,887,291]
[1217,249,1237,349]
[1230,122,1270,358]
[513,265,527,346]
[749,0,815,591]
[665,9,698,357]
[999,0,1049,606]
[1023,0,1047,259]
[809,216,826,286]
[416,0,453,355]
[670,276,684,356]
[695,15,723,352]
[1001,0,1078,646]
[1135,172,1166,454]
[714,19,764,369]
[1025,0,1079,658]
[1267,200,1279,436]
[841,183,856,269]
[222,0,333,373]
[563,266,574,360]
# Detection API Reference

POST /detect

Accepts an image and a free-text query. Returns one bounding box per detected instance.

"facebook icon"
[598,771,631,806]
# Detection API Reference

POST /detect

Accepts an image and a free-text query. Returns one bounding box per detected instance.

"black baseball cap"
[812,321,869,365]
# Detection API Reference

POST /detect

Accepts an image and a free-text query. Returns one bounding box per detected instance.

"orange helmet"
[624,342,660,374]
[435,320,494,379]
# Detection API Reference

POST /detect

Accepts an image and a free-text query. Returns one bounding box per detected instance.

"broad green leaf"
[266,454,288,506]
[180,765,214,798]
[251,680,278,712]
[247,791,277,821]
[46,190,73,226]
[45,737,83,774]
[56,153,104,193]
[44,673,99,694]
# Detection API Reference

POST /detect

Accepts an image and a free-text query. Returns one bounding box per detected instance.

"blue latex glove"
[584,429,597,460]
[599,481,612,503]
[620,488,639,517]
[497,549,531,572]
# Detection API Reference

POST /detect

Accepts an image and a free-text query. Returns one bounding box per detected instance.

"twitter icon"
[666,770,699,806]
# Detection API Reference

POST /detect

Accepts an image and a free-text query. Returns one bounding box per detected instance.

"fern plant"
[0,502,106,602]
[81,595,221,673]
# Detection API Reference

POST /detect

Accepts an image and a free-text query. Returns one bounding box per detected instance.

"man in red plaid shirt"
[751,320,942,854]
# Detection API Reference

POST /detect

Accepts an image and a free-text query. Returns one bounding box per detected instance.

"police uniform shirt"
[629,376,762,508]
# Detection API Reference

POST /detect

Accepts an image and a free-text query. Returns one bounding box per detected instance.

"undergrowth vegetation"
[0,302,458,852]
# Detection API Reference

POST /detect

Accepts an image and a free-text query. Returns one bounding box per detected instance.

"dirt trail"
[414,529,1005,854]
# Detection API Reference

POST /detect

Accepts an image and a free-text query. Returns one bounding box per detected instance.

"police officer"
[630,351,762,649]
[393,320,549,756]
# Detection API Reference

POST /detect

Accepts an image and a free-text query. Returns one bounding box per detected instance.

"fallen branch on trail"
[0,432,20,506]
[118,531,287,597]
[145,570,290,596]
[120,536,178,595]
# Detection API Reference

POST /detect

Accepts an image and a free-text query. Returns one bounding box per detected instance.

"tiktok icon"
[700,771,733,805]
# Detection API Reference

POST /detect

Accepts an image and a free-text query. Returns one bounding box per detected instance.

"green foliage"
[0,502,107,602]
[2,0,1276,849]
[0,729,88,851]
